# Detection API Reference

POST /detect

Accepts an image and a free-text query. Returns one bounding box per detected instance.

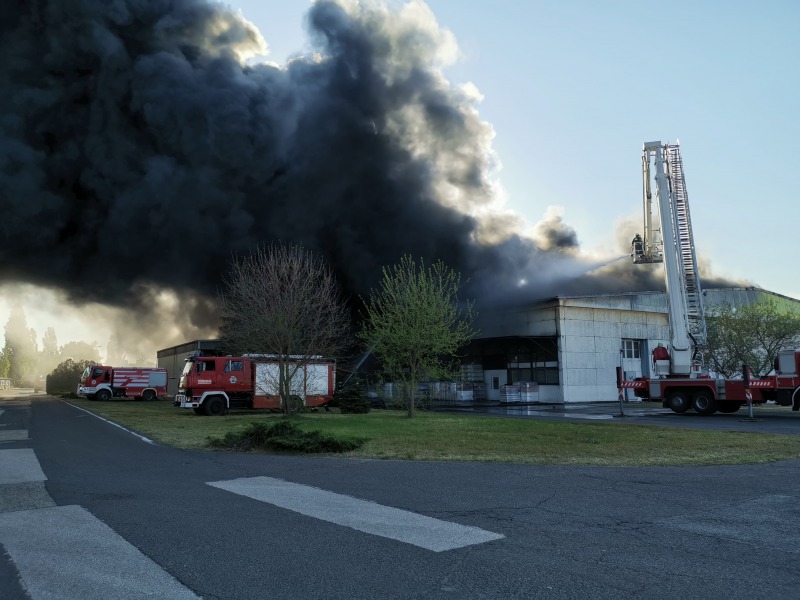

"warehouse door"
[484,370,507,402]
[621,339,643,401]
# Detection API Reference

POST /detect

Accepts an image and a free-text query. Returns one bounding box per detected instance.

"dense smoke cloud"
[532,206,579,251]
[0,0,739,339]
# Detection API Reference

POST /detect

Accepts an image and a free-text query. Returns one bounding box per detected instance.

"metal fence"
[366,381,482,408]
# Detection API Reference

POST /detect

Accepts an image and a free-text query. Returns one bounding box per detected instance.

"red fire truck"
[173,354,336,415]
[617,141,800,415]
[78,365,168,401]
[620,350,800,415]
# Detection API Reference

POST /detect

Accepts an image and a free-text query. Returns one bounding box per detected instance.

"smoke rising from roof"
[0,0,743,346]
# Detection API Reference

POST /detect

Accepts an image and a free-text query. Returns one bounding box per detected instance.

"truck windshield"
[181,360,195,377]
[82,367,92,379]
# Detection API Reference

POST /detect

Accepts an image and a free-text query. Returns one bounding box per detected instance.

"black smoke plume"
[0,0,739,333]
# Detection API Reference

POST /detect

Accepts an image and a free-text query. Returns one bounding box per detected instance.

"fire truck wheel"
[667,392,690,414]
[96,389,111,402]
[141,389,156,402]
[692,392,717,416]
[204,396,226,416]
[193,407,205,416]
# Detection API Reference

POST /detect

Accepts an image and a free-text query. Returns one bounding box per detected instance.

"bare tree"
[219,244,351,415]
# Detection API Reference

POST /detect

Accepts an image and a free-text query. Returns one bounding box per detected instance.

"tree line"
[0,305,101,388]
[706,299,800,378]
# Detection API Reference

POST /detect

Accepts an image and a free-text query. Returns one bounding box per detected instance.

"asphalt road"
[2,393,800,599]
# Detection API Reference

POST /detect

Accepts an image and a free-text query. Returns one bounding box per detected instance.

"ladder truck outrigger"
[619,141,800,415]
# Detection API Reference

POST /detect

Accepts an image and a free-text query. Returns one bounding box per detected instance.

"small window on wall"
[492,376,500,390]
[622,339,641,359]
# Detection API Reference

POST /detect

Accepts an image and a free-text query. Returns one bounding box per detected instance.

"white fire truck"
[78,365,168,401]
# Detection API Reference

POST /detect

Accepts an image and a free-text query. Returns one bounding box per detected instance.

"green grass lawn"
[65,398,800,466]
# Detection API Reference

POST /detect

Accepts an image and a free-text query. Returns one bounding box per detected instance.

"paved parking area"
[433,400,800,435]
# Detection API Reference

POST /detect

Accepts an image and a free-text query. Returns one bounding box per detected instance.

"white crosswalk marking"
[0,505,201,600]
[209,476,505,552]
[0,430,28,442]
[0,449,46,484]
[0,402,199,600]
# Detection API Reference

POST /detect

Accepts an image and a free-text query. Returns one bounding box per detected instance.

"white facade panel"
[619,323,649,339]
[591,310,627,322]
[562,385,604,403]
[563,368,596,386]
[560,319,596,337]
[594,337,621,353]
[595,351,622,369]
[560,298,659,403]
[564,336,596,352]
[562,307,594,321]
[537,386,563,403]
[618,311,647,324]
[590,320,620,338]
[562,352,598,370]
[646,312,667,325]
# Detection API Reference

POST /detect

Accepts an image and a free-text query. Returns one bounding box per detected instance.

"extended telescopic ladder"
[664,143,707,351]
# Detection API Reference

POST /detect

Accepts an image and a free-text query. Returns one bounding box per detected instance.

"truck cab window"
[93,368,104,378]
[225,360,244,373]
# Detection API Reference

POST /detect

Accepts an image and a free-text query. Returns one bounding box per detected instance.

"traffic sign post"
[741,364,759,422]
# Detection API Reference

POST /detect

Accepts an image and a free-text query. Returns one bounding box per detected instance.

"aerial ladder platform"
[632,141,707,375]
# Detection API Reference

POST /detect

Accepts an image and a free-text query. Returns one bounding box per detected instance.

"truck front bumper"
[174,394,199,408]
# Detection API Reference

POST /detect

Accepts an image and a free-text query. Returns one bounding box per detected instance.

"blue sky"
[233,0,800,300]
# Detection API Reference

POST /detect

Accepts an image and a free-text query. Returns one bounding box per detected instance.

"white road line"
[0,505,201,600]
[0,430,29,442]
[208,476,505,552]
[0,449,47,485]
[62,401,155,444]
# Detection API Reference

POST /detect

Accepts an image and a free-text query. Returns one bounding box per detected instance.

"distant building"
[156,339,224,397]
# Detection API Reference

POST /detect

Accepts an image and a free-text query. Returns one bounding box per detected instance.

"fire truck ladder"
[665,143,707,350]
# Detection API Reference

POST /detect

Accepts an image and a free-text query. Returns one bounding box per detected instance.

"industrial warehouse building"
[156,287,800,404]
[463,287,800,404]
